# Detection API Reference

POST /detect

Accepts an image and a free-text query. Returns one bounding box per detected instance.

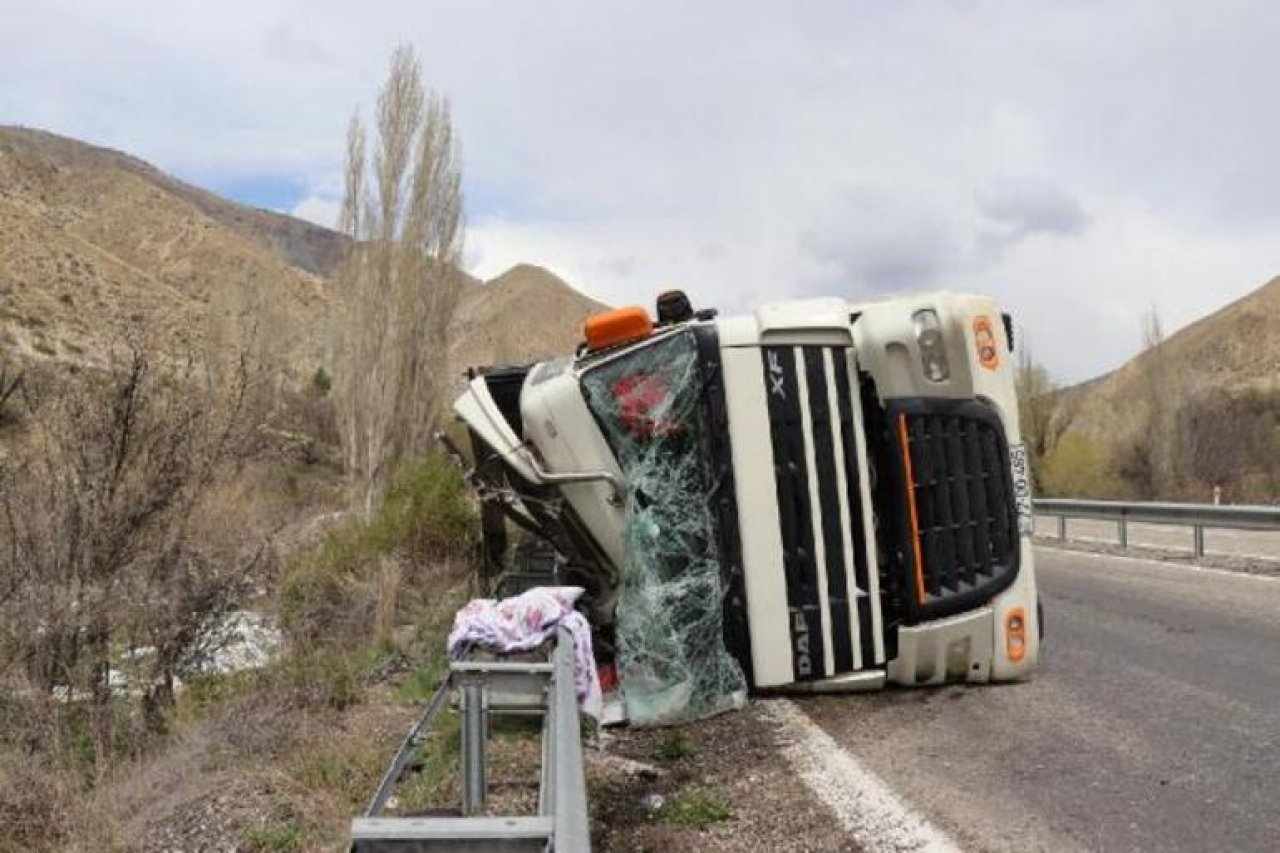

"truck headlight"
[912,309,950,382]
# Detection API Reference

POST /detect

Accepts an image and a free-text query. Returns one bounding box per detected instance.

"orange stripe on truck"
[897,414,928,606]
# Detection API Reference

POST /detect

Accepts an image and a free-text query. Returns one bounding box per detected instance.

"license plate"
[1008,443,1034,535]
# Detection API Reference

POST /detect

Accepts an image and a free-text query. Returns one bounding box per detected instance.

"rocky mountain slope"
[1048,275,1280,499]
[0,126,334,374]
[0,126,603,387]
[448,263,606,375]
[1060,276,1280,436]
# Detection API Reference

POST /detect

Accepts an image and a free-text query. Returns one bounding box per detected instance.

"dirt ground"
[588,701,857,852]
[78,678,860,852]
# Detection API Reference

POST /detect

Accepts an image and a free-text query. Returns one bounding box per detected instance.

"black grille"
[870,395,1021,624]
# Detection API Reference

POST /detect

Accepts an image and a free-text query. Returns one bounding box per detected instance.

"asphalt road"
[1034,515,1280,562]
[798,546,1280,852]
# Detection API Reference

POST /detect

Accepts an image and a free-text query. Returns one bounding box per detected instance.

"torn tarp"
[582,330,747,725]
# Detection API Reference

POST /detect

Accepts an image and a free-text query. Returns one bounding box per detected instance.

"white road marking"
[761,699,959,853]
[1035,543,1280,583]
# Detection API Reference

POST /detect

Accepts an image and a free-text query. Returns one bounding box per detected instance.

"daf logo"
[791,609,812,676]
[768,351,787,398]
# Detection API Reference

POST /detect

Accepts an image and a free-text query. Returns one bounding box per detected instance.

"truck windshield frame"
[578,329,748,724]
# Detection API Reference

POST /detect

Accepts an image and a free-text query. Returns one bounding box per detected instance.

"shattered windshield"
[581,330,747,725]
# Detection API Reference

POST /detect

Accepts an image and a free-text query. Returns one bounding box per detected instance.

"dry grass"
[0,749,82,853]
[0,360,476,850]
[0,555,474,852]
[278,452,477,654]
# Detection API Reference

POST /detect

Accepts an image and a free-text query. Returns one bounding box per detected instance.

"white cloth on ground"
[446,585,602,719]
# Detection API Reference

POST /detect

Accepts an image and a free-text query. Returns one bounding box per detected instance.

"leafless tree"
[334,44,465,518]
[0,345,269,756]
[1014,330,1076,493]
[1125,304,1175,497]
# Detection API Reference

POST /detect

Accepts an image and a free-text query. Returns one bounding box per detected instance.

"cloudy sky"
[4,0,1279,382]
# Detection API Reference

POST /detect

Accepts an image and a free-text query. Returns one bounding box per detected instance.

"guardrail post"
[1118,515,1128,550]
[460,679,487,816]
[1193,525,1205,560]
[552,628,590,852]
[1058,515,1067,541]
[352,644,575,851]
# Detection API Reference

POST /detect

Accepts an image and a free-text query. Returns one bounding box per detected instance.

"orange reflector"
[584,306,654,351]
[1005,607,1027,663]
[973,315,1000,370]
[897,414,928,606]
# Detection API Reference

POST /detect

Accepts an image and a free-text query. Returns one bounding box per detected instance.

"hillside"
[0,127,604,390]
[0,126,333,375]
[1046,276,1280,500]
[1062,276,1280,435]
[448,263,606,376]
[0,128,610,850]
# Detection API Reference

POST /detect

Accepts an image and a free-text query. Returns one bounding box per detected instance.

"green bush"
[277,451,476,690]
[310,367,332,397]
[378,452,477,566]
[173,670,264,723]
[1041,433,1129,499]
[656,786,735,828]
[652,731,697,763]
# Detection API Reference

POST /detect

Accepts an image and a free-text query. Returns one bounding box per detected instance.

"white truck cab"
[450,289,1038,718]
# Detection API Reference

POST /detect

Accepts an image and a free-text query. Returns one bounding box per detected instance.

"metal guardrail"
[350,627,590,852]
[1033,499,1280,558]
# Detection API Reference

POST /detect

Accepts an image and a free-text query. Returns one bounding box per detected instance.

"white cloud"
[289,195,341,229]
[4,0,1280,381]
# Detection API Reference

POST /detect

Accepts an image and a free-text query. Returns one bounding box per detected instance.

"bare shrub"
[0,345,270,754]
[1121,304,1178,497]
[1112,435,1157,499]
[0,748,78,852]
[374,558,402,649]
[1177,386,1280,501]
[333,43,466,518]
[1014,330,1074,492]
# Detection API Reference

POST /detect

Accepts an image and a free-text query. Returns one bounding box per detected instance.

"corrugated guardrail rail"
[1033,498,1280,558]
[350,626,590,852]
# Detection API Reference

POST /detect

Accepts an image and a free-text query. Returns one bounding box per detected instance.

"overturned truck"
[450,290,1040,724]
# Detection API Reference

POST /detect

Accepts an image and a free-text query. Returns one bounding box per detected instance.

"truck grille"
[896,402,1020,617]
[760,344,886,678]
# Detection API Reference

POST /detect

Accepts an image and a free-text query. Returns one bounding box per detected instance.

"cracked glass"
[581,330,747,725]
